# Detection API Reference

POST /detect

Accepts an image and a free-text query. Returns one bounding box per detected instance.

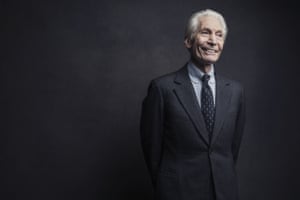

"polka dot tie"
[201,74,215,138]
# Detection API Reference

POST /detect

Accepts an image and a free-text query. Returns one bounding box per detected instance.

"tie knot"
[201,74,210,84]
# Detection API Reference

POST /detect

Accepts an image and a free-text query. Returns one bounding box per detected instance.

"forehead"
[198,15,223,32]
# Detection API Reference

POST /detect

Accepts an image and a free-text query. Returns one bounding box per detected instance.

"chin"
[203,57,219,64]
[200,58,218,64]
[206,59,217,64]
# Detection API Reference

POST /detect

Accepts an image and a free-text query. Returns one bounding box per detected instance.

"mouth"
[199,46,218,54]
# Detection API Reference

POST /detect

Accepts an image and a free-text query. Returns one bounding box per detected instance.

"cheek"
[196,38,206,46]
[218,42,224,51]
[193,36,205,45]
[192,43,200,52]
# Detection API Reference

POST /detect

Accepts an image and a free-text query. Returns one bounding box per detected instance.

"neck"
[191,58,212,73]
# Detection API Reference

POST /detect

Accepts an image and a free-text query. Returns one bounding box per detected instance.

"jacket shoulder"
[148,68,182,88]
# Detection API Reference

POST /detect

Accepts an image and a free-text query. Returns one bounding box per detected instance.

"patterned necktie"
[201,74,215,137]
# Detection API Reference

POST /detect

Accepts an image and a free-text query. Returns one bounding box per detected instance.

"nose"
[207,34,216,46]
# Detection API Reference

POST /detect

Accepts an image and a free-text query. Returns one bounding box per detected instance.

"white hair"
[184,9,228,41]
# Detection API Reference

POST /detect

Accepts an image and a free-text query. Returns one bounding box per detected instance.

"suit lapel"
[211,74,232,146]
[173,66,210,146]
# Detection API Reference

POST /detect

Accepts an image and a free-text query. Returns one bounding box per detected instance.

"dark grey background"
[2,0,300,199]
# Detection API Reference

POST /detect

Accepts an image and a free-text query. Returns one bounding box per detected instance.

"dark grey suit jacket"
[140,64,246,200]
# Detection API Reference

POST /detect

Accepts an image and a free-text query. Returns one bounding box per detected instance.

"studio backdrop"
[2,0,299,199]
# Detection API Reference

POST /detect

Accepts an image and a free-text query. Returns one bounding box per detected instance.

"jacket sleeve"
[232,86,246,165]
[140,80,165,186]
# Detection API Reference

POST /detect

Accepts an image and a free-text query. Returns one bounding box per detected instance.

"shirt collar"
[187,61,216,84]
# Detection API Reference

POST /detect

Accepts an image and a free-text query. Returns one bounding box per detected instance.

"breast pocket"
[165,100,191,122]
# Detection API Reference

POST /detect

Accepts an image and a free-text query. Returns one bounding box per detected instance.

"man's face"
[185,16,225,66]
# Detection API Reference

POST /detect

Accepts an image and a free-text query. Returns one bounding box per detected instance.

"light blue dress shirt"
[187,61,216,108]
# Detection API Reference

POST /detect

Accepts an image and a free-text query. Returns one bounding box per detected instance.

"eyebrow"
[200,27,223,33]
[199,27,223,32]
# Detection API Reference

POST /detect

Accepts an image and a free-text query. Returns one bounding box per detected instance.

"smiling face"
[185,15,225,68]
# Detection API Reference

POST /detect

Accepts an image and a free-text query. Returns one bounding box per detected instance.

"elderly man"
[140,9,246,200]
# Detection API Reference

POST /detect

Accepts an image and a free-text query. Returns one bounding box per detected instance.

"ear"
[184,38,192,49]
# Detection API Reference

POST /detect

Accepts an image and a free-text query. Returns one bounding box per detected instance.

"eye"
[216,32,223,38]
[200,30,209,35]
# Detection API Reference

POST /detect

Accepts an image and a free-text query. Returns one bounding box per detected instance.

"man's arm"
[232,86,246,164]
[140,80,164,186]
